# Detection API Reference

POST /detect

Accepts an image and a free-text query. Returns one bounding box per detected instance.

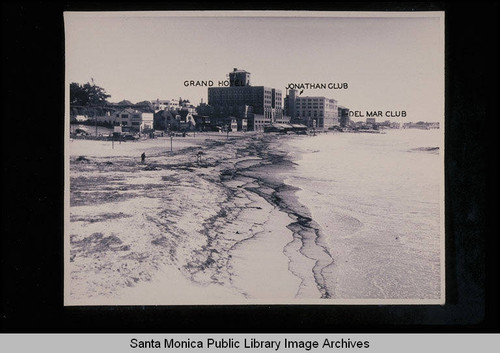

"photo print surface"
[64,11,445,305]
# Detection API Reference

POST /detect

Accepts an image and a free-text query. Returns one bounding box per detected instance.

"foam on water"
[283,129,443,299]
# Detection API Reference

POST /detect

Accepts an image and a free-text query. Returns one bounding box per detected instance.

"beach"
[67,132,305,304]
[66,129,443,305]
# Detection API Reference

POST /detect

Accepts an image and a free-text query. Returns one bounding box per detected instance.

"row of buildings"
[71,68,352,133]
[402,121,440,129]
[351,119,401,130]
[93,109,154,132]
[72,68,440,135]
[204,68,346,131]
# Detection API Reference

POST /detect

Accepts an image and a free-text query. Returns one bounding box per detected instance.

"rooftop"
[231,68,250,74]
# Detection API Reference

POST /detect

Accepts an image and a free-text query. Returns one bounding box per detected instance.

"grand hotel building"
[207,68,283,131]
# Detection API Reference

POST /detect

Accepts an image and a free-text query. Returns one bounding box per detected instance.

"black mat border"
[1,1,497,333]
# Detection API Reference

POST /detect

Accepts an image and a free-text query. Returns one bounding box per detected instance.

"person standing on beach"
[141,152,146,163]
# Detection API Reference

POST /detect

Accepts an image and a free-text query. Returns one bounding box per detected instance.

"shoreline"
[228,136,335,299]
[67,129,443,304]
[280,129,443,300]
[68,132,323,304]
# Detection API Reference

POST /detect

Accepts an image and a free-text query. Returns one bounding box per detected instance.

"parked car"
[123,133,138,141]
[75,128,89,136]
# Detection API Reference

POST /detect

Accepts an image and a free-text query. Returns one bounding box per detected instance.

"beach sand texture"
[67,130,442,305]
[67,133,323,304]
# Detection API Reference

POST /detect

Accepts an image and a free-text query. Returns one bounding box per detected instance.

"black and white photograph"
[64,11,445,305]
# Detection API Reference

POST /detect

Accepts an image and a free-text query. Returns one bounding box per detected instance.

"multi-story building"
[283,89,297,121]
[208,68,283,131]
[176,110,196,130]
[112,108,154,132]
[180,100,197,114]
[96,109,151,131]
[285,89,339,129]
[151,99,180,112]
[338,105,350,127]
[229,68,251,87]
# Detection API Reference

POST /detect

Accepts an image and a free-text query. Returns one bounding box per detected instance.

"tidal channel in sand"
[67,133,315,304]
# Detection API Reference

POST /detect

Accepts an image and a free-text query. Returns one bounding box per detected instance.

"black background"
[1,2,498,332]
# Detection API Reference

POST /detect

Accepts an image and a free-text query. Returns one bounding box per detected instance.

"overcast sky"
[65,11,444,121]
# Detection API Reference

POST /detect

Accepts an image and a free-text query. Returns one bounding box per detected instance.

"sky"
[65,11,444,122]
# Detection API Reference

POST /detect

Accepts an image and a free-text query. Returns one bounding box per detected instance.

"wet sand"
[67,132,332,305]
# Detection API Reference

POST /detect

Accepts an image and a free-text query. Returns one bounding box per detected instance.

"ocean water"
[283,129,443,300]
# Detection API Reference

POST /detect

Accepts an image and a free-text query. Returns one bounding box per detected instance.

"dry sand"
[67,132,310,305]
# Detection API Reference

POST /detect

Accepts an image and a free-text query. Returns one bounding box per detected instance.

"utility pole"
[90,78,98,137]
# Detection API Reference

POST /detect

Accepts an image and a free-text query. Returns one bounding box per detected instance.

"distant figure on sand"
[196,151,204,164]
[141,152,146,163]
